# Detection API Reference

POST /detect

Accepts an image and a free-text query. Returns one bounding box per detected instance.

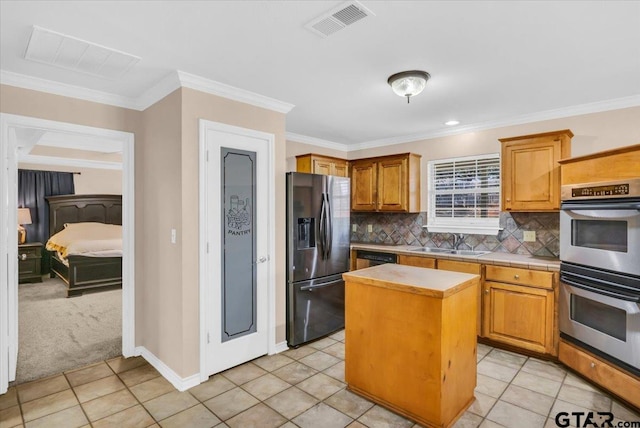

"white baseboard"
[272,341,289,354]
[134,346,201,392]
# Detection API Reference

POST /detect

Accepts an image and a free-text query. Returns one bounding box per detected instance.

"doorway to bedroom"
[0,114,135,393]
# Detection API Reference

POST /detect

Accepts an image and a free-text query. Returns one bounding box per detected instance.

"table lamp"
[17,208,32,244]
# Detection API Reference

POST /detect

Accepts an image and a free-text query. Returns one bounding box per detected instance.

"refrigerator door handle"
[319,193,326,260]
[300,278,342,291]
[325,193,333,258]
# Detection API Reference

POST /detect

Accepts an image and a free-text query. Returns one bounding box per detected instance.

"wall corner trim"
[134,346,201,392]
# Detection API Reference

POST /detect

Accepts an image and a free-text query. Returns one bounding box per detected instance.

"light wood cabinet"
[559,143,640,185]
[398,254,436,268]
[483,265,556,355]
[500,130,572,211]
[344,264,478,427]
[296,153,349,177]
[350,153,421,212]
[559,340,640,409]
[438,260,483,336]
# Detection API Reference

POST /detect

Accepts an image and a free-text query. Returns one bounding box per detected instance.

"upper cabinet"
[500,130,572,211]
[559,143,640,185]
[296,153,349,177]
[351,153,421,212]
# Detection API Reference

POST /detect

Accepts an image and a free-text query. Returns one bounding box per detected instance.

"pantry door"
[200,120,274,377]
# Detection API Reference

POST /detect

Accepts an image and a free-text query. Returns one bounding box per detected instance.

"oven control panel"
[571,183,629,198]
[562,178,640,200]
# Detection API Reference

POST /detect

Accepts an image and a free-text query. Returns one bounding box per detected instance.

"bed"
[45,194,123,297]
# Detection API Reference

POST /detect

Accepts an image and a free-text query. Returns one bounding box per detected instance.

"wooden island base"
[343,264,480,428]
[348,384,475,428]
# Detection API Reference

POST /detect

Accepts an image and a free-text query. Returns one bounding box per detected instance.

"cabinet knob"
[590,362,596,368]
[19,253,27,261]
[506,198,511,202]
[485,289,489,294]
[514,274,520,280]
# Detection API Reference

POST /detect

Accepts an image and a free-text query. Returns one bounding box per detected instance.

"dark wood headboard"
[46,194,122,236]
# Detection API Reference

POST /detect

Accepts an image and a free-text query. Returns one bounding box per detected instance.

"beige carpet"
[17,277,122,383]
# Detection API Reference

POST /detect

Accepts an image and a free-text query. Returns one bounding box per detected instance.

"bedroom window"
[426,153,501,235]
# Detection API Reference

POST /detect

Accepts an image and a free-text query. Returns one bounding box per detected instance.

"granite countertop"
[342,263,479,299]
[350,243,560,272]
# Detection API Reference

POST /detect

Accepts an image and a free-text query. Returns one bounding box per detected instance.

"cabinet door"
[331,161,348,177]
[398,255,436,268]
[438,260,483,336]
[502,138,561,211]
[351,160,377,211]
[378,157,406,211]
[483,281,554,354]
[313,159,332,176]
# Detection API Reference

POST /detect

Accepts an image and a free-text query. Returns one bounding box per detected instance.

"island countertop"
[342,263,479,299]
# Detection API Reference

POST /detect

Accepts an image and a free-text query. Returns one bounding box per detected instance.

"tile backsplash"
[350,212,560,257]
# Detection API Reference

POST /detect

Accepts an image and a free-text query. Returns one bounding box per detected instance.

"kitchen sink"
[409,247,490,256]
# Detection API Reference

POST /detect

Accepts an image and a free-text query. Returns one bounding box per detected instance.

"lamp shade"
[387,70,431,103]
[18,208,32,225]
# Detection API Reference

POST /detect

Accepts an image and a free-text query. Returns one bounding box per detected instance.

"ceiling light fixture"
[444,120,460,126]
[387,70,430,103]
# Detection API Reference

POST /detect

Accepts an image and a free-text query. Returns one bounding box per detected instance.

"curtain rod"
[19,168,81,175]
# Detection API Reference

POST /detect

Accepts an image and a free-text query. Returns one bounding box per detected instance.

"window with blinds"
[427,153,501,233]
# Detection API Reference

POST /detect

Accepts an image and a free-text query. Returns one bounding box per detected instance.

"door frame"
[198,119,277,382]
[0,113,135,394]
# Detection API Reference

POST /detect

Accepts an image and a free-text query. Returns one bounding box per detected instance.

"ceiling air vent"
[24,26,140,80]
[306,1,374,38]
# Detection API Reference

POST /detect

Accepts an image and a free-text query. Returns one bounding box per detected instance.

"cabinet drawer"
[485,265,554,289]
[19,247,40,258]
[398,255,436,269]
[559,340,640,409]
[438,260,482,275]
[19,258,39,275]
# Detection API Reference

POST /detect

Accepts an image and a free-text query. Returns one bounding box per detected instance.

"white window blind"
[427,153,501,234]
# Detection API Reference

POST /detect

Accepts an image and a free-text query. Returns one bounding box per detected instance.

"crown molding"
[286,132,349,152]
[18,154,122,170]
[135,72,182,110]
[351,94,640,151]
[1,69,294,114]
[0,70,139,110]
[176,71,294,114]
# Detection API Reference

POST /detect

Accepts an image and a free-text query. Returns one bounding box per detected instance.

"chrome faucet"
[453,233,466,250]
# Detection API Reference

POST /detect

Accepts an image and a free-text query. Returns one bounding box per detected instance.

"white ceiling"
[1,1,639,148]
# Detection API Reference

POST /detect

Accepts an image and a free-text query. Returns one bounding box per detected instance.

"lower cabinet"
[397,254,436,269]
[483,265,556,355]
[438,260,483,336]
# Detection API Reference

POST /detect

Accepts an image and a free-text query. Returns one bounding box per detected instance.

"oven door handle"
[561,201,640,211]
[562,277,640,302]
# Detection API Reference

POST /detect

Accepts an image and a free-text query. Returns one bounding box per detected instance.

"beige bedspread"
[46,222,122,259]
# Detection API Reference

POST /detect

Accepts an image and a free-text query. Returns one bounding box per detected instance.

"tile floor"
[1,331,639,428]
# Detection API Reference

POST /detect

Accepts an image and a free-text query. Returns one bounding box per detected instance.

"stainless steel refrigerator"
[286,172,351,347]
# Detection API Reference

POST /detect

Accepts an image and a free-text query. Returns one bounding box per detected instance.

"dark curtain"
[18,170,75,274]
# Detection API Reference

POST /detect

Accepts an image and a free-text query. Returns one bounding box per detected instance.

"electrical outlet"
[352,224,357,232]
[523,231,536,242]
[367,224,373,233]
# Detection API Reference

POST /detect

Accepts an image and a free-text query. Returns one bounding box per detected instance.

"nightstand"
[18,242,43,283]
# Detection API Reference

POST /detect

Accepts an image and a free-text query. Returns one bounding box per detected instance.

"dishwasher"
[354,250,397,269]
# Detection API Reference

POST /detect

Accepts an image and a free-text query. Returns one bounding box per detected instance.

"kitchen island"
[343,264,479,428]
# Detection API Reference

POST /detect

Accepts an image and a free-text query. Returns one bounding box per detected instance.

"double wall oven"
[559,178,640,375]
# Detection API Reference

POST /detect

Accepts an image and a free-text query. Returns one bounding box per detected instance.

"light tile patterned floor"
[1,332,639,428]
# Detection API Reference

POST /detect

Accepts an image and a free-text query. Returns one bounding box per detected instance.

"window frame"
[426,152,502,235]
